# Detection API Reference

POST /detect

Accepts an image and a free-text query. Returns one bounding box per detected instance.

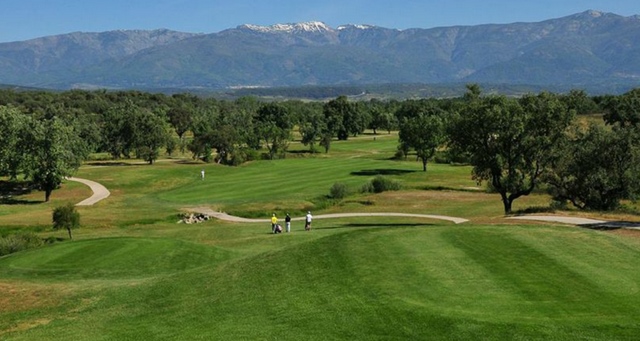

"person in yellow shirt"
[271,213,278,233]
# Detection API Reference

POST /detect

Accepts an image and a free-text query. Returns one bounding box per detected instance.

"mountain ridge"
[0,10,638,93]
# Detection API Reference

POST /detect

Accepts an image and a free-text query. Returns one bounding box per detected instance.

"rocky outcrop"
[178,212,211,224]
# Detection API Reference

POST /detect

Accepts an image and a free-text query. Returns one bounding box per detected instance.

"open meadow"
[1,132,640,340]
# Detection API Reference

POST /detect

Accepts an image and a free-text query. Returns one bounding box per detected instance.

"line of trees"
[1,86,639,213]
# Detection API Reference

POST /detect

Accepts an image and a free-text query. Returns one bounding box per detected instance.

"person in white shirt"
[305,211,312,231]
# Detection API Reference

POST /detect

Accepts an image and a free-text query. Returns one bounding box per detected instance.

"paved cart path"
[66,177,640,230]
[508,215,640,230]
[67,177,111,206]
[192,208,469,224]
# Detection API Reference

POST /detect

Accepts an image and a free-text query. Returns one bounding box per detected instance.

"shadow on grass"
[0,180,42,205]
[0,198,43,205]
[351,169,417,176]
[324,223,435,229]
[86,161,135,166]
[418,185,485,192]
[288,150,319,155]
[174,159,205,165]
[580,221,640,231]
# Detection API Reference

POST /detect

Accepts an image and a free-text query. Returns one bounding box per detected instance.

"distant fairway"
[1,133,639,340]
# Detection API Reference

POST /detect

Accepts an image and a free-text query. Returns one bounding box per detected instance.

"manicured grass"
[1,133,640,340]
[1,223,639,340]
[0,237,228,280]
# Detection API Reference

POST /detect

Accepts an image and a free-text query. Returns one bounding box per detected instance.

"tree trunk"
[45,189,52,202]
[67,228,73,240]
[422,158,427,172]
[502,198,513,215]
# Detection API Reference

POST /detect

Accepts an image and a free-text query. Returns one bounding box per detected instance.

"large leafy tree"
[0,106,28,179]
[449,87,574,214]
[398,108,447,172]
[132,108,171,164]
[168,94,198,152]
[298,104,325,153]
[603,88,640,126]
[322,96,361,143]
[545,124,640,210]
[25,116,88,202]
[188,107,219,162]
[367,99,394,135]
[320,96,350,152]
[101,100,137,159]
[255,103,292,160]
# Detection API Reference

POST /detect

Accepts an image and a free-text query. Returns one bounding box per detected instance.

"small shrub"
[392,149,406,160]
[432,150,449,164]
[329,182,349,199]
[230,152,246,166]
[0,232,44,256]
[52,203,80,239]
[514,206,556,214]
[360,182,374,193]
[362,176,401,193]
[371,175,401,193]
[243,149,260,162]
[550,199,568,211]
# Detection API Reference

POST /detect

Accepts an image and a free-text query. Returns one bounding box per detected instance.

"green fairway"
[1,134,640,340]
[1,223,639,340]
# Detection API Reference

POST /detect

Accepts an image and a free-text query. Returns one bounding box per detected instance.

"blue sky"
[0,0,638,42]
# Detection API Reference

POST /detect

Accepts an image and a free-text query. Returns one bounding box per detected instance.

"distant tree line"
[1,86,639,213]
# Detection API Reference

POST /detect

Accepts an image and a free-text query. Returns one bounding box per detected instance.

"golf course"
[1,132,640,340]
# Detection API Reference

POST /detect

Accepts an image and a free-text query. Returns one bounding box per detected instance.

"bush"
[360,182,374,193]
[0,232,44,256]
[362,175,401,193]
[329,182,349,199]
[52,203,80,239]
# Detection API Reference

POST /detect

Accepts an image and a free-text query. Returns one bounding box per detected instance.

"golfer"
[271,213,278,233]
[285,213,291,233]
[305,211,312,231]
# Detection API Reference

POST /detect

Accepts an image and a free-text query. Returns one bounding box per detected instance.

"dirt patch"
[1,318,52,336]
[0,282,61,313]
[610,228,640,240]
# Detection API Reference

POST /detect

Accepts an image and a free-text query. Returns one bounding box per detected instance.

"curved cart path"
[507,215,640,230]
[66,177,639,230]
[192,208,469,224]
[67,177,111,206]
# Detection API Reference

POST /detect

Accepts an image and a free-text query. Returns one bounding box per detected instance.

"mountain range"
[0,10,639,94]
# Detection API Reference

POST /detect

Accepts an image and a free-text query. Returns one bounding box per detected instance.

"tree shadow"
[580,221,640,231]
[350,169,417,176]
[174,159,205,165]
[288,150,318,155]
[85,161,134,166]
[0,180,42,205]
[318,223,434,230]
[0,198,43,205]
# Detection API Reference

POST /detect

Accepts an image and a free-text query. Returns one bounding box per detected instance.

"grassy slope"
[1,224,639,340]
[1,132,640,340]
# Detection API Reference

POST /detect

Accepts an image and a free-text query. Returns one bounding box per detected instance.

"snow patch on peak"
[585,10,603,17]
[337,24,376,30]
[240,21,333,33]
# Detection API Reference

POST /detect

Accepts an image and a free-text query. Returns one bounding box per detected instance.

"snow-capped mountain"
[0,11,639,93]
[239,21,333,33]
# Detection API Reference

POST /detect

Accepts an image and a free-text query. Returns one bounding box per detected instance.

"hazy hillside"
[0,10,638,93]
